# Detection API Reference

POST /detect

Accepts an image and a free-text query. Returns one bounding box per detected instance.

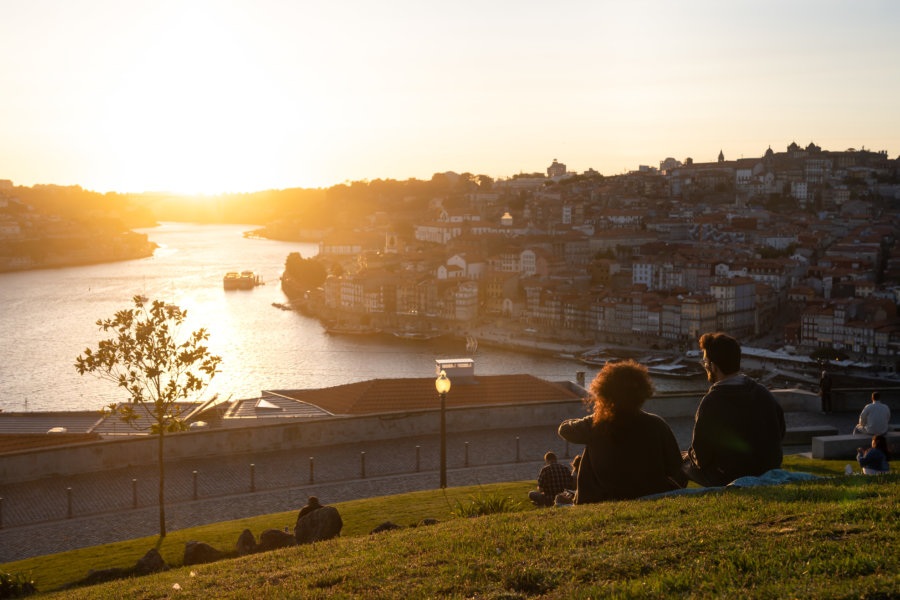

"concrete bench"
[783,425,839,446]
[812,431,900,460]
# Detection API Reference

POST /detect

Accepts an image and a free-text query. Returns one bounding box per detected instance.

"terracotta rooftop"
[273,374,584,416]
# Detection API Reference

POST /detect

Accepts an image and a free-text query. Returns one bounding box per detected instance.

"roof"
[273,374,584,416]
[0,411,103,434]
[89,401,203,435]
[0,433,102,453]
[226,391,333,419]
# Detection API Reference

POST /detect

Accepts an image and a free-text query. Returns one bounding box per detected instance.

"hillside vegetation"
[5,457,898,599]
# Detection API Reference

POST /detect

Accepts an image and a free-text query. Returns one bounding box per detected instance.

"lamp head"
[435,370,451,394]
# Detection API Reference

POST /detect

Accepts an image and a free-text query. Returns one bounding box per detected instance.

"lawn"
[4,456,898,599]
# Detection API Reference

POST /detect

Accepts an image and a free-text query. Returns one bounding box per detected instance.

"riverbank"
[0,232,157,273]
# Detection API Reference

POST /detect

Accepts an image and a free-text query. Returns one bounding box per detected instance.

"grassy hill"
[4,456,899,599]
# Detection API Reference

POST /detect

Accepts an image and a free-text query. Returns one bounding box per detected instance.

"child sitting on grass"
[857,435,891,475]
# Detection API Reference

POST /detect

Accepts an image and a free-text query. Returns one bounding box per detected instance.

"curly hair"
[589,360,654,424]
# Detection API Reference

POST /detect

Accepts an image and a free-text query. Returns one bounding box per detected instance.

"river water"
[0,223,701,412]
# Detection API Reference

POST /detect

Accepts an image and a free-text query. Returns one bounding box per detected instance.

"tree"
[284,252,327,289]
[75,296,221,538]
[476,174,493,190]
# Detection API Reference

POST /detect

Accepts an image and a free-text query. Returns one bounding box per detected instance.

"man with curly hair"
[557,360,686,503]
[683,332,785,486]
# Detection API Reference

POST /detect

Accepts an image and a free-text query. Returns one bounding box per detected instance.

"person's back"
[683,332,785,487]
[688,375,785,485]
[563,410,684,502]
[529,452,573,506]
[855,394,891,435]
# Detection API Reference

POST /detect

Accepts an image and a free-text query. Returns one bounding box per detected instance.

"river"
[0,223,702,412]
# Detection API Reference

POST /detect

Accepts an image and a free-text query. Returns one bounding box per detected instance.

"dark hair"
[544,451,557,463]
[699,332,741,375]
[307,496,320,507]
[872,392,881,402]
[873,435,891,461]
[590,360,654,424]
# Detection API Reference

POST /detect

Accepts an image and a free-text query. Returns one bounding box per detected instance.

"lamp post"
[434,369,451,489]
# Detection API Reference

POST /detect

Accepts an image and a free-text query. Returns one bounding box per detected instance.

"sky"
[2,0,899,194]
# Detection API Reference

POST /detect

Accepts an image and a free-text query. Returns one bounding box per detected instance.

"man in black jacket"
[682,332,785,486]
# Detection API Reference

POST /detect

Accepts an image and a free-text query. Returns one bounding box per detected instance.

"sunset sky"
[2,0,899,194]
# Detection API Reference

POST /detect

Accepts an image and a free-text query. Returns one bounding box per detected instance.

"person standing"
[682,332,786,487]
[853,392,891,435]
[819,371,832,413]
[528,452,573,507]
[558,360,685,503]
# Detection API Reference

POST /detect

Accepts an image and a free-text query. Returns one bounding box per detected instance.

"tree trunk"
[158,429,166,538]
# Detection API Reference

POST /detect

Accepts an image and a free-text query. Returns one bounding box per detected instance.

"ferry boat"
[224,271,262,290]
[239,270,261,289]
[223,272,241,290]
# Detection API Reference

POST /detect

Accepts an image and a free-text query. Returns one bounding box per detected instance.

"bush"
[0,572,36,599]
[451,494,518,517]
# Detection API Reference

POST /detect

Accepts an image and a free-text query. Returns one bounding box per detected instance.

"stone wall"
[0,389,816,485]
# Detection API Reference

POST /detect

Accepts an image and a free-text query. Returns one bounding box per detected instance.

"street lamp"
[434,369,452,488]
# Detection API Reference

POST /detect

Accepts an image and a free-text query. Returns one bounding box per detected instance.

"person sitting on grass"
[298,495,322,519]
[528,451,573,507]
[857,435,891,475]
[682,332,785,487]
[558,360,686,503]
[554,454,582,506]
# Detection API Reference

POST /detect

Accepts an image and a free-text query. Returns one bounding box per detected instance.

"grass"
[1,482,531,593]
[4,456,899,598]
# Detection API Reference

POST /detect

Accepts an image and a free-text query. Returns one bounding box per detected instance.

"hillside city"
[3,141,900,368]
[278,142,900,368]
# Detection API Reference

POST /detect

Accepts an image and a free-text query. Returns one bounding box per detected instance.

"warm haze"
[2,0,899,194]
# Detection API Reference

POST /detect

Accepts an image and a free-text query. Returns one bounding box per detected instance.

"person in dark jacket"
[683,332,786,487]
[558,360,686,504]
[297,495,322,519]
[857,434,891,474]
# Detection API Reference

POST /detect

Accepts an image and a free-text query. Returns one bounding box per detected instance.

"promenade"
[0,411,861,564]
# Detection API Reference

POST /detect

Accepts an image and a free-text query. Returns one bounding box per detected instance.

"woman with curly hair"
[558,360,686,503]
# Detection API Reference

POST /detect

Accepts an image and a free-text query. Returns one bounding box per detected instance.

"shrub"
[451,494,517,517]
[0,571,36,599]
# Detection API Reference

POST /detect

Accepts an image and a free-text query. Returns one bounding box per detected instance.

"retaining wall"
[0,388,815,485]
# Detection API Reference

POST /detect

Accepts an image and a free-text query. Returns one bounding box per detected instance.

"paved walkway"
[0,411,861,564]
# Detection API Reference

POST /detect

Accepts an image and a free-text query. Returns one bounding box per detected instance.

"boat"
[645,362,706,379]
[325,324,382,335]
[578,352,619,367]
[393,331,441,341]
[223,272,241,290]
[224,270,262,290]
[239,270,261,289]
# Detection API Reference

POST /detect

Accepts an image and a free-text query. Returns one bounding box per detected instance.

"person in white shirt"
[853,392,891,436]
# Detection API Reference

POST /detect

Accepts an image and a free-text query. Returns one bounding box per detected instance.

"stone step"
[811,432,900,460]
[783,425,839,445]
